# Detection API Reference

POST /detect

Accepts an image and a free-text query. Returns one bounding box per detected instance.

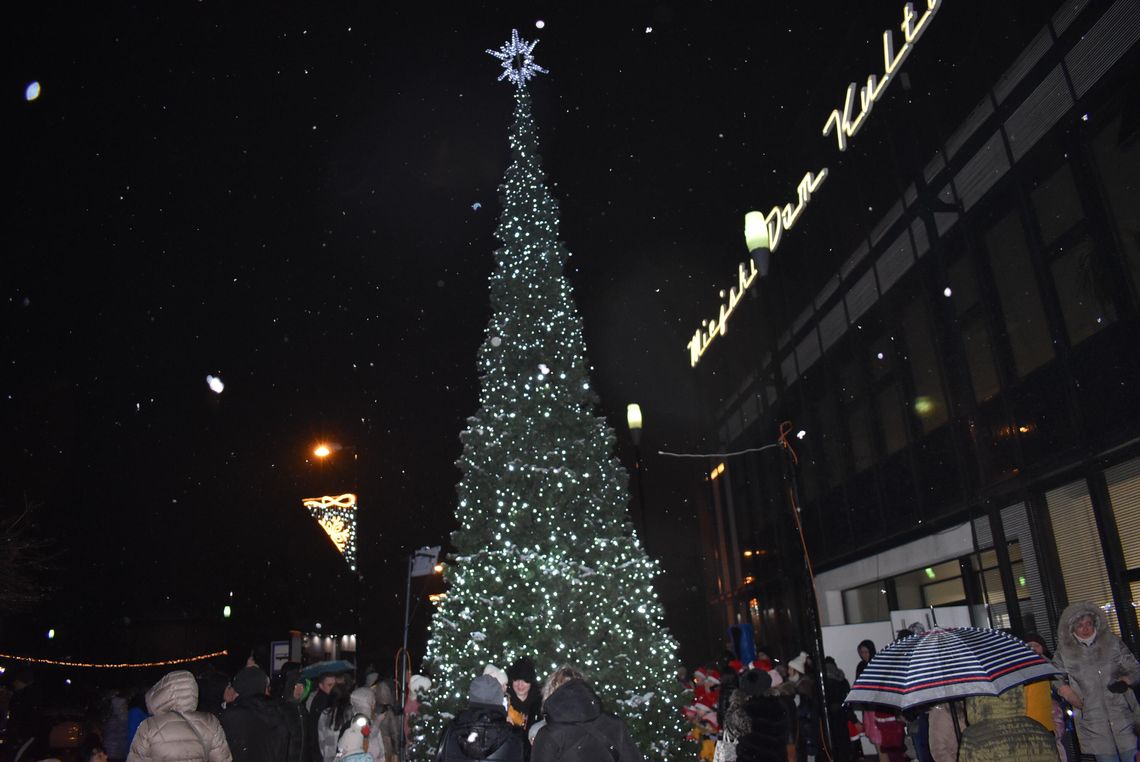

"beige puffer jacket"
[126,670,232,762]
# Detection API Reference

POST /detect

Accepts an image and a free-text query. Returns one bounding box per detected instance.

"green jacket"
[957,689,1057,762]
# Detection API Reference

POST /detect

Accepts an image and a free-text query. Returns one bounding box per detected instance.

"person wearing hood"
[530,666,643,762]
[126,669,232,761]
[435,674,524,762]
[956,689,1059,762]
[221,667,293,762]
[1053,601,1140,761]
[336,714,376,762]
[349,687,386,761]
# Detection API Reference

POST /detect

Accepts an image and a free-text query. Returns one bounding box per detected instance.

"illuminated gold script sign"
[688,0,942,367]
[302,493,359,571]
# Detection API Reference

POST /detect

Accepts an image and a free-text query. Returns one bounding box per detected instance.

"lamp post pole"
[626,403,649,553]
[774,425,835,760]
[398,546,441,762]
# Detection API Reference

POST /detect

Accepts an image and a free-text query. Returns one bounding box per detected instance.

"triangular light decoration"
[302,493,358,571]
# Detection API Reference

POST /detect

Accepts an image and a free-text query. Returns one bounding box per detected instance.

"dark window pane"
[903,296,949,432]
[848,402,876,472]
[949,255,981,314]
[985,211,1054,376]
[1031,163,1083,245]
[839,357,864,404]
[878,382,908,455]
[1089,109,1140,299]
[962,314,1001,402]
[1051,238,1116,345]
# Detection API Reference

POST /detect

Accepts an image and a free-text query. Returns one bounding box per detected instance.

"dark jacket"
[221,694,293,762]
[304,689,333,762]
[735,695,790,762]
[531,680,643,762]
[436,704,524,762]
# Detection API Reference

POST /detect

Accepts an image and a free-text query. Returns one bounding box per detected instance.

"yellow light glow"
[710,462,726,480]
[313,444,332,458]
[302,494,358,569]
[743,550,753,557]
[626,403,643,431]
[0,649,228,669]
[434,563,445,573]
[693,0,942,369]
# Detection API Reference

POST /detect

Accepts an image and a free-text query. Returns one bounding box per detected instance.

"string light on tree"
[411,32,688,762]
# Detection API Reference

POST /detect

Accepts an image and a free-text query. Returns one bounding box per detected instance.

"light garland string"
[0,649,229,669]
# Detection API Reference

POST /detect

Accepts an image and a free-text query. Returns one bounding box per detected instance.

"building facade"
[693,0,1140,673]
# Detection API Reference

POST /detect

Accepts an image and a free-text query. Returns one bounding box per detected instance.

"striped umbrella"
[845,627,1059,710]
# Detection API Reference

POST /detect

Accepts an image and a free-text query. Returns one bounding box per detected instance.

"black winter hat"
[507,657,536,685]
[469,674,505,708]
[739,668,772,697]
[232,666,269,698]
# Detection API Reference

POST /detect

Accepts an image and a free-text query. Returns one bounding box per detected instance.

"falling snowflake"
[486,29,548,88]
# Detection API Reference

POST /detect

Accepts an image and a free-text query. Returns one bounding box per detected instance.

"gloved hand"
[1107,680,1129,694]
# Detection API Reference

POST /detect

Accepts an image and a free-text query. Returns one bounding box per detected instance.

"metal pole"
[633,443,650,553]
[398,552,413,762]
[777,432,835,760]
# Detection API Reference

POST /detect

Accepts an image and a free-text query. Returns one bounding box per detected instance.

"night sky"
[4,1,1052,671]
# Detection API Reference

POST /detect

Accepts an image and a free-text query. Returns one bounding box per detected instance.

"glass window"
[843,580,889,624]
[848,402,876,473]
[1046,479,1121,635]
[961,315,1001,402]
[902,295,949,432]
[1089,105,1140,300]
[878,383,908,455]
[1106,456,1140,575]
[984,210,1054,376]
[1031,163,1083,246]
[1050,238,1116,345]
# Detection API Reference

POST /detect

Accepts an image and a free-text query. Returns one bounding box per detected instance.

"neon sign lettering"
[687,0,941,367]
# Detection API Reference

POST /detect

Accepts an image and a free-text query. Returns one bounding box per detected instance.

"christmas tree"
[411,30,688,761]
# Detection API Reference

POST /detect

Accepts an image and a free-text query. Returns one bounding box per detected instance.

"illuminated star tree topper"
[485,28,548,88]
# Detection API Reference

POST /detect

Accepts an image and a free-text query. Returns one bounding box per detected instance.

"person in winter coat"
[279,668,309,762]
[1052,601,1140,761]
[435,674,524,762]
[220,667,292,762]
[530,666,643,762]
[714,668,774,762]
[854,640,876,679]
[318,684,356,762]
[103,692,130,761]
[349,687,385,761]
[1023,632,1067,762]
[126,669,232,762]
[336,714,376,762]
[956,688,1059,762]
[373,679,401,762]
[506,658,543,735]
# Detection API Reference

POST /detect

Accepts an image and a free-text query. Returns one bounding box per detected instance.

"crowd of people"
[2,602,1137,762]
[681,601,1139,762]
[0,654,645,762]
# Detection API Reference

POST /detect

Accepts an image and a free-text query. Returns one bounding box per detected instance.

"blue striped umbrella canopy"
[845,627,1059,710]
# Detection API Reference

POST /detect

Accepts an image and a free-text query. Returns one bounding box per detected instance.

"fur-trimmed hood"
[1056,601,1111,663]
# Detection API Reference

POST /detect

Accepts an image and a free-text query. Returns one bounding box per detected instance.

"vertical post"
[398,553,414,762]
[632,443,650,553]
[777,426,835,760]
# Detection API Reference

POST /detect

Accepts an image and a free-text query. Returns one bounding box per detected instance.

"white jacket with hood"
[126,670,232,762]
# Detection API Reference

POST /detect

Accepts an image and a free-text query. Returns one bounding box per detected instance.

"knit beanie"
[231,667,269,698]
[469,674,505,709]
[507,657,537,685]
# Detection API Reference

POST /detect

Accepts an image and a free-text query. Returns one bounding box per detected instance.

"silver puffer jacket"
[126,670,233,762]
[1052,602,1140,756]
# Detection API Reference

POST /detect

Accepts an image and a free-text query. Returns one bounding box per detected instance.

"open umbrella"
[301,659,356,679]
[845,627,1059,710]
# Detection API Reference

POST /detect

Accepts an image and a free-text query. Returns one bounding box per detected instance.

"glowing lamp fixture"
[313,444,332,458]
[744,211,772,276]
[47,629,56,640]
[924,567,936,579]
[223,605,232,619]
[626,403,643,445]
[743,550,753,557]
[433,563,445,574]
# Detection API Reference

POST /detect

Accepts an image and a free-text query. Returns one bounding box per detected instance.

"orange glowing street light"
[313,444,332,458]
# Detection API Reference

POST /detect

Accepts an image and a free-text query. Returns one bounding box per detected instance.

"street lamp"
[626,403,649,553]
